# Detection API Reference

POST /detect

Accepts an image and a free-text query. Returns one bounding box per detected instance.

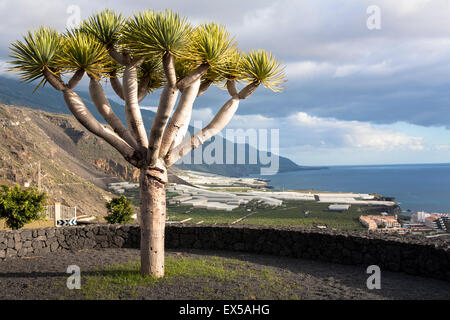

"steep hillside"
[0,104,185,218]
[0,105,133,216]
[0,76,317,176]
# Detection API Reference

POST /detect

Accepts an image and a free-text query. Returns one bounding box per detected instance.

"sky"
[1,0,450,166]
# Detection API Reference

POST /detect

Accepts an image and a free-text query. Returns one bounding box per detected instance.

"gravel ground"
[0,248,449,300]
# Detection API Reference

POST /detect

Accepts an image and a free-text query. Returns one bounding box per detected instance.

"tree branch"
[108,72,140,142]
[123,62,148,149]
[138,75,151,103]
[62,88,142,166]
[146,85,179,166]
[108,47,127,66]
[109,72,125,101]
[89,77,140,150]
[197,79,213,97]
[162,53,177,88]
[176,64,209,91]
[66,69,85,89]
[43,68,65,91]
[146,53,180,166]
[226,80,238,97]
[239,82,259,99]
[159,79,201,158]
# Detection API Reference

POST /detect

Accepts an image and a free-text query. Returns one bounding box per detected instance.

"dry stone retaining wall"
[0,224,449,281]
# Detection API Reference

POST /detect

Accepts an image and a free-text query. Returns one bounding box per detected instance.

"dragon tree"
[9,9,286,277]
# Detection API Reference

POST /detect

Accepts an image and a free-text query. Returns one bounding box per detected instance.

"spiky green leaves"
[174,58,196,81]
[81,9,124,47]
[139,58,164,92]
[121,9,190,57]
[203,50,242,83]
[221,50,242,80]
[9,26,112,85]
[9,10,287,96]
[240,50,286,92]
[56,31,111,78]
[9,27,62,83]
[183,23,237,74]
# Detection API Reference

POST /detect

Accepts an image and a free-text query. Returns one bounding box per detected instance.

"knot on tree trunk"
[126,148,147,168]
[142,165,168,187]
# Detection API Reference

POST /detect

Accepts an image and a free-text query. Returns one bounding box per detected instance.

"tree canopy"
[9,9,286,94]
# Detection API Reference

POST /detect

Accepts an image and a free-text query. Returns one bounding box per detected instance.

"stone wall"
[0,224,449,281]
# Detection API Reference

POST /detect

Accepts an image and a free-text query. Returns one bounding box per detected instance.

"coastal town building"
[411,211,450,231]
[359,215,401,231]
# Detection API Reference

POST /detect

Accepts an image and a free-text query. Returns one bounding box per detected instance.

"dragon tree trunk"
[139,166,167,277]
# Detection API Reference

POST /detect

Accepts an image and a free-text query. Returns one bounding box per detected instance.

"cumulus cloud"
[287,59,396,80]
[286,61,333,79]
[289,112,424,151]
[188,108,425,153]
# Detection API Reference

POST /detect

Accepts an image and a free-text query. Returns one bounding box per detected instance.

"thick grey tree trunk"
[139,167,167,277]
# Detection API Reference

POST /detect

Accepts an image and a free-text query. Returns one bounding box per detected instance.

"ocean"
[253,163,450,213]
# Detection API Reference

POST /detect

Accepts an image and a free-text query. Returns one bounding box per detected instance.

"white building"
[411,211,431,223]
[328,204,351,211]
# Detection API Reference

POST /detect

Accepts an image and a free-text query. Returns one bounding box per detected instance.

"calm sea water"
[252,163,450,213]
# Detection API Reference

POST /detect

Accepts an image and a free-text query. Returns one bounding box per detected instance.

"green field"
[120,186,395,231]
[167,200,394,231]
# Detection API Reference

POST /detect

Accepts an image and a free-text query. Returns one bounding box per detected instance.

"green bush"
[0,185,47,230]
[105,195,134,224]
